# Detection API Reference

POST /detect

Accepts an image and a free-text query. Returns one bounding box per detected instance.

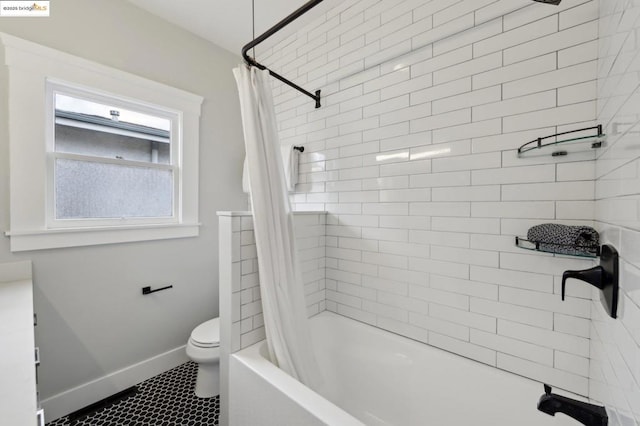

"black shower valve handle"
[560,244,619,319]
[561,265,605,300]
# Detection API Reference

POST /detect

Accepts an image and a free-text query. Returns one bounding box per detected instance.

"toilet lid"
[190,318,220,348]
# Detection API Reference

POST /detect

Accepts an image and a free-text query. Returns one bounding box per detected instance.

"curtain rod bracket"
[241,0,323,108]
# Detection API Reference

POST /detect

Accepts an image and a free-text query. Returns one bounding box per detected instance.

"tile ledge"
[217,210,327,217]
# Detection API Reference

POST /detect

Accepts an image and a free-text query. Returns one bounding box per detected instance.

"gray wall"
[0,0,246,406]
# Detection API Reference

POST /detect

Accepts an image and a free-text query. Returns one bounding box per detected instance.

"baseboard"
[41,345,189,422]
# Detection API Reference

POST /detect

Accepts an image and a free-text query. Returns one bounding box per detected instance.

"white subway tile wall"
[591,0,640,425]
[252,0,603,398]
[224,212,326,352]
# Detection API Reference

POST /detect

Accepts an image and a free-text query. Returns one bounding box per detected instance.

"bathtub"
[229,311,581,426]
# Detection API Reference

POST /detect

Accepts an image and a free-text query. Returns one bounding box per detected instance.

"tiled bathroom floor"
[46,362,219,426]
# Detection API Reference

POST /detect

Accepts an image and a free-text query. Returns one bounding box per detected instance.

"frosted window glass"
[55,159,173,219]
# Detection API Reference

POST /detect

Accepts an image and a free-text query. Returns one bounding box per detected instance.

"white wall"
[259,0,601,397]
[0,0,246,419]
[591,1,640,425]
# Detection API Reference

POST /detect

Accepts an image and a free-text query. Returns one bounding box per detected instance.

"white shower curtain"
[233,65,320,388]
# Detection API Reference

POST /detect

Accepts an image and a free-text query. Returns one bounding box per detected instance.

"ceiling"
[126,0,317,56]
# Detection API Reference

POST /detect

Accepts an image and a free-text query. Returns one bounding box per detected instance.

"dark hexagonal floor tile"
[46,362,219,426]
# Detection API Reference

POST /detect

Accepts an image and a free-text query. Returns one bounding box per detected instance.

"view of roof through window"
[55,94,171,131]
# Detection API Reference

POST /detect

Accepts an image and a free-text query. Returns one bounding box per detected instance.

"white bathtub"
[229,311,581,426]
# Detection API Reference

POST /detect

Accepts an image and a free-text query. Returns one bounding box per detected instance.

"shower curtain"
[233,65,320,388]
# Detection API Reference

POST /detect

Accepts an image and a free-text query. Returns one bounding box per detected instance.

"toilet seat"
[190,318,220,348]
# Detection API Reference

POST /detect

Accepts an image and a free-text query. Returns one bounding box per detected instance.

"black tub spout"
[538,384,607,426]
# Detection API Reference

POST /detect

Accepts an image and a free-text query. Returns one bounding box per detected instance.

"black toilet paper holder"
[561,244,619,318]
[142,285,173,295]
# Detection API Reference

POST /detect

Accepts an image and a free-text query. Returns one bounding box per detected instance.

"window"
[48,85,178,227]
[1,33,203,251]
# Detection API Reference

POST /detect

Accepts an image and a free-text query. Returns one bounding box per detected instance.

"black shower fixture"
[533,0,562,4]
[242,0,324,108]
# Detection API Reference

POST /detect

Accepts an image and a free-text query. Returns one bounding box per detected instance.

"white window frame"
[1,33,203,251]
[46,80,181,228]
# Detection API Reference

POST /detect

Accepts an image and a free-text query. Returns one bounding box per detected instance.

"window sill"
[5,223,200,252]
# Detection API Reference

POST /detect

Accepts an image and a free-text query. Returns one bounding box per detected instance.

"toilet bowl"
[186,317,220,398]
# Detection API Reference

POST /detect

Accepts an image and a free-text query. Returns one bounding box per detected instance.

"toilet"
[186,317,220,398]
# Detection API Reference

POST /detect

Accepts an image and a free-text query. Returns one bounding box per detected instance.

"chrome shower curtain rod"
[241,0,323,108]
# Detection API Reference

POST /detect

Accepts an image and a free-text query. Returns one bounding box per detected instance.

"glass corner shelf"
[515,236,600,259]
[517,125,606,158]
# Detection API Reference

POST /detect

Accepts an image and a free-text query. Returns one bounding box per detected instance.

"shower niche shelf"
[514,236,600,258]
[517,125,606,158]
